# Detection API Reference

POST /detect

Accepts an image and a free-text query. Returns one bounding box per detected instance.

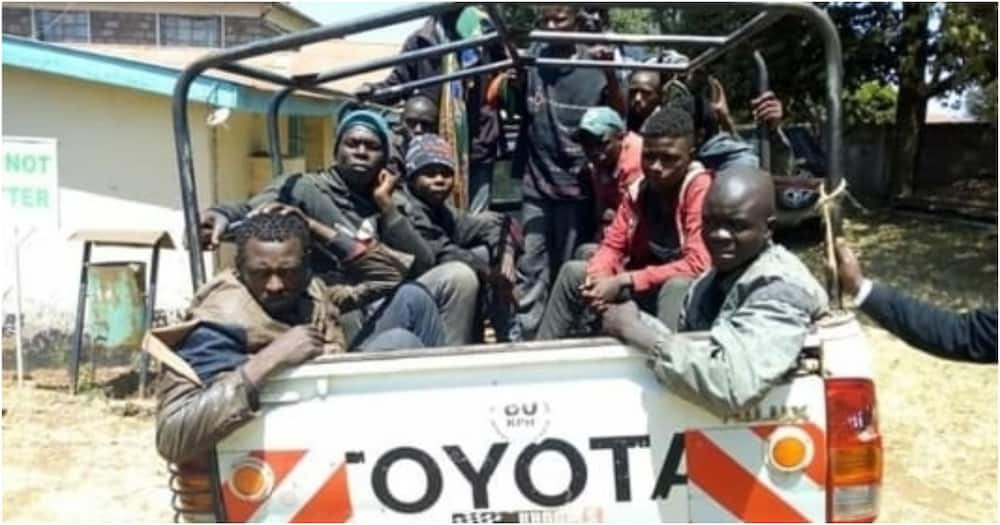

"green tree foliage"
[844,81,898,127]
[888,2,997,196]
[966,80,998,127]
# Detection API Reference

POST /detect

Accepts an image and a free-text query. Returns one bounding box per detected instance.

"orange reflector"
[831,445,882,485]
[229,459,274,501]
[767,426,814,473]
[772,436,808,469]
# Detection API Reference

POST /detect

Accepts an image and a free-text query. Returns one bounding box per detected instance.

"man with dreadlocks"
[198,109,479,346]
[151,209,445,464]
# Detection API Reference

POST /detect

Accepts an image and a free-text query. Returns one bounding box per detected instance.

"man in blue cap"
[401,133,522,342]
[572,106,645,257]
[198,109,474,346]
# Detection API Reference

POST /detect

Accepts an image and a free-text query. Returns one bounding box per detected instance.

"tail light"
[826,378,882,522]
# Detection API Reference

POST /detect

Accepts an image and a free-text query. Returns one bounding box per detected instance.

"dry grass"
[785,210,998,523]
[1,383,172,522]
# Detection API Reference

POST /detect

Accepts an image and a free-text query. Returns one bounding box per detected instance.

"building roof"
[3,2,321,30]
[2,34,342,116]
[272,2,322,29]
[2,34,403,114]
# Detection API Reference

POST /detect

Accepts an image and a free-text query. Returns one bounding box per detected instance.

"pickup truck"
[159,312,880,523]
[160,2,880,522]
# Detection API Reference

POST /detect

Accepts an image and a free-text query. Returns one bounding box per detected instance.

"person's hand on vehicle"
[751,91,784,130]
[198,209,229,251]
[261,326,324,369]
[833,238,865,297]
[498,250,517,286]
[587,45,614,61]
[373,169,400,213]
[708,76,731,122]
[600,301,643,340]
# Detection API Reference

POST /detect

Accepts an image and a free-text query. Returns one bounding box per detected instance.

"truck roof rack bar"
[217,63,343,97]
[369,59,515,102]
[312,31,499,86]
[527,30,727,47]
[752,50,771,172]
[532,56,688,72]
[687,10,784,71]
[267,87,297,177]
[215,62,298,88]
[482,4,523,67]
[174,2,844,296]
[173,2,461,288]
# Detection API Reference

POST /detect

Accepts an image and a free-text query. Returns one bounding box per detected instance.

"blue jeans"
[351,283,447,351]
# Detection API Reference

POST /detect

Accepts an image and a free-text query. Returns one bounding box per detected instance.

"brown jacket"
[148,243,411,464]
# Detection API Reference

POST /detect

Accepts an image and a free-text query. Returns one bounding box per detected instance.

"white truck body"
[207,314,878,523]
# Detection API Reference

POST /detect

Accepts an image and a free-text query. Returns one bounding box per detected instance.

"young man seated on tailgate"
[151,210,446,464]
[601,168,829,417]
[400,133,522,342]
[536,105,712,339]
[571,106,644,259]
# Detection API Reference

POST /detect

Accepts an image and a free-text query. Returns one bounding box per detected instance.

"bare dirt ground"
[2,211,996,523]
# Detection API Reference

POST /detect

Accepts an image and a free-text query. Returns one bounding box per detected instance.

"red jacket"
[588,162,713,293]
[589,132,644,217]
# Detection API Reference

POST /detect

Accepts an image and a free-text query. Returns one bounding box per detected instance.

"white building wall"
[2,67,263,360]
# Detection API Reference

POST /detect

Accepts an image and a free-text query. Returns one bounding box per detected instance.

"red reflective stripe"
[686,430,810,523]
[222,449,306,522]
[800,423,827,487]
[749,424,777,440]
[251,449,307,486]
[291,463,353,523]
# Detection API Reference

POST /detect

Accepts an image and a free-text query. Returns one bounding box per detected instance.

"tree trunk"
[887,3,931,200]
[889,86,927,198]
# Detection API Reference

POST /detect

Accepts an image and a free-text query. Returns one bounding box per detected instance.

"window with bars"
[288,116,306,157]
[35,9,89,43]
[159,14,220,47]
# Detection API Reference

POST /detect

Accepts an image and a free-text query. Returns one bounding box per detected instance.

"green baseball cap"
[573,106,625,141]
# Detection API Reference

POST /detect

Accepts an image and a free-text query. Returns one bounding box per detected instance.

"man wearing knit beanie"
[403,134,523,342]
[198,110,473,345]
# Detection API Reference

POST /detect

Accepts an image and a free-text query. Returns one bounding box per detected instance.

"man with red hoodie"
[572,106,644,258]
[537,105,712,338]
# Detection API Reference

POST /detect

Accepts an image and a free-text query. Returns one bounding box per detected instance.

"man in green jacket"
[602,167,828,417]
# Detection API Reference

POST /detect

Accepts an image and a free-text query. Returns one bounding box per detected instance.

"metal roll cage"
[173,1,843,295]
[169,4,844,519]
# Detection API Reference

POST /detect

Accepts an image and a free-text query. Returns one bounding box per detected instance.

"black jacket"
[401,186,512,280]
[211,168,436,277]
[369,18,500,164]
[861,282,998,363]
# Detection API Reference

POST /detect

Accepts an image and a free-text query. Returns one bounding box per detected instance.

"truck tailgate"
[215,338,828,522]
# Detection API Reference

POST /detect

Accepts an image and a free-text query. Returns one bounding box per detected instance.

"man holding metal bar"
[490,5,626,340]
[358,5,503,213]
